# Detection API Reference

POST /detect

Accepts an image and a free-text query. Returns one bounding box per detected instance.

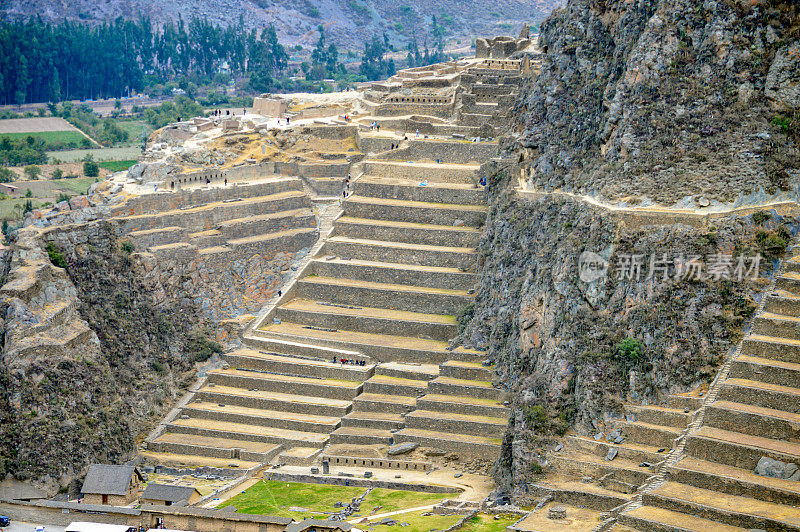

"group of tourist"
[333,356,367,366]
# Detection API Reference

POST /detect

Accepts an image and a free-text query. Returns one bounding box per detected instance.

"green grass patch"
[0,198,42,218]
[58,177,98,195]
[460,513,520,531]
[0,131,90,150]
[365,509,460,531]
[47,146,142,163]
[113,120,154,145]
[99,160,137,172]
[218,481,446,520]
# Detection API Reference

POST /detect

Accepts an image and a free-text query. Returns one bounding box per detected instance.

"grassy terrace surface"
[218,480,446,520]
[99,160,137,172]
[0,130,88,149]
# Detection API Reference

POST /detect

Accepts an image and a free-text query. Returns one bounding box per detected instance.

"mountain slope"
[0,0,564,49]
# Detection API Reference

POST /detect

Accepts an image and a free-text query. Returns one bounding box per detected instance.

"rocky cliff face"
[0,222,217,490]
[518,0,799,205]
[462,0,800,494]
[464,171,796,493]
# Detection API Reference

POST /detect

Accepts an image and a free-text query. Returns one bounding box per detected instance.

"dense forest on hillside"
[0,15,449,105]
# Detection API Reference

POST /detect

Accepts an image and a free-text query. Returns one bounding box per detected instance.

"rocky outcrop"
[518,0,800,204]
[459,170,796,492]
[0,223,217,490]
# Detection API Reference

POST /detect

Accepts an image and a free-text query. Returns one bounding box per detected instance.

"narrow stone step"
[352,393,417,414]
[668,456,800,508]
[729,354,800,388]
[742,334,800,363]
[529,479,631,511]
[190,208,315,248]
[195,385,352,417]
[296,275,471,316]
[226,227,318,254]
[328,426,394,446]
[439,360,493,381]
[149,432,282,462]
[624,404,692,429]
[394,428,501,459]
[620,505,745,532]
[341,411,404,431]
[355,176,487,205]
[752,311,800,338]
[242,334,364,362]
[403,409,507,437]
[221,349,374,381]
[361,160,479,184]
[644,481,800,530]
[764,289,800,316]
[417,394,509,418]
[564,435,667,465]
[343,195,486,226]
[428,376,501,400]
[276,298,457,341]
[704,399,800,442]
[256,321,482,364]
[334,216,481,248]
[375,361,439,381]
[666,394,704,411]
[311,257,477,291]
[322,235,478,272]
[181,401,341,434]
[363,374,428,397]
[119,190,310,234]
[140,451,261,471]
[686,425,800,470]
[619,421,681,449]
[719,377,800,414]
[549,451,653,492]
[207,368,363,400]
[168,418,329,448]
[775,271,800,297]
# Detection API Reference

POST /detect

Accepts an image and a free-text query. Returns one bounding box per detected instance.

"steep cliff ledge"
[518,0,799,204]
[454,0,800,494]
[0,221,239,489]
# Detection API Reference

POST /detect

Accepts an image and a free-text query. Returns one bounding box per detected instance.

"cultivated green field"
[48,146,141,163]
[0,130,91,150]
[218,480,447,520]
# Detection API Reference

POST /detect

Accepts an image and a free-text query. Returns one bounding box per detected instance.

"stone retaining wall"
[0,499,291,532]
[263,472,459,494]
[321,455,432,471]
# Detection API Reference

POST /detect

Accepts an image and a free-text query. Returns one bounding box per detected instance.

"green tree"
[23,165,41,180]
[51,168,64,179]
[83,155,99,177]
[0,167,13,183]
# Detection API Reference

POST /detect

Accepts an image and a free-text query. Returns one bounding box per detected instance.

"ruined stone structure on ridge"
[139,42,536,478]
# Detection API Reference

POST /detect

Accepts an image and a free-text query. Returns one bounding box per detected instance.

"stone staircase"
[142,348,374,470]
[618,251,800,531]
[522,392,702,528]
[243,147,506,460]
[143,135,510,470]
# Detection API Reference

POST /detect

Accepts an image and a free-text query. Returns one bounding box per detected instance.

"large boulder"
[754,456,800,480]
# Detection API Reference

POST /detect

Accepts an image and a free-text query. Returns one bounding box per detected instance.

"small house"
[140,483,201,506]
[81,464,144,506]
